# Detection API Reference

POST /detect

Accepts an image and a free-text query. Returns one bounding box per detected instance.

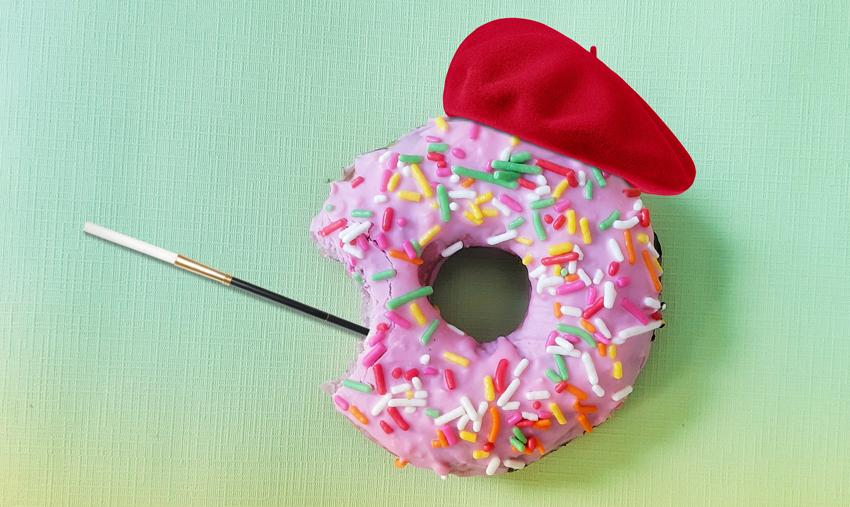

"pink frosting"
[310,118,663,477]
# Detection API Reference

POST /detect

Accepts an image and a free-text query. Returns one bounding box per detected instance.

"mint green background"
[2,1,849,505]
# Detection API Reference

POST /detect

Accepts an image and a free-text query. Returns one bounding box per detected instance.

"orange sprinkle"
[642,250,663,291]
[431,439,443,448]
[565,273,580,282]
[436,429,449,448]
[533,419,551,430]
[461,177,475,188]
[488,406,500,443]
[553,302,563,318]
[566,384,588,400]
[522,445,533,455]
[511,446,520,453]
[348,406,368,425]
[597,342,607,356]
[536,440,546,455]
[624,230,636,264]
[388,249,424,265]
[580,319,596,333]
[578,414,593,433]
[574,401,598,413]
[394,458,408,468]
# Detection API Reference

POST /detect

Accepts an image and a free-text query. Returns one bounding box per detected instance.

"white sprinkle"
[473,402,488,432]
[536,276,563,294]
[513,358,529,376]
[525,390,551,400]
[534,185,551,196]
[378,151,392,163]
[339,221,371,243]
[447,323,465,335]
[449,202,458,211]
[373,194,388,203]
[536,175,548,186]
[647,240,660,258]
[526,193,541,202]
[411,377,422,390]
[578,171,586,186]
[521,411,539,421]
[461,396,480,421]
[603,281,616,309]
[491,198,512,216]
[396,158,404,169]
[581,352,599,385]
[486,457,500,476]
[547,288,557,296]
[414,391,428,399]
[592,384,605,397]
[450,174,461,183]
[420,354,431,365]
[434,406,466,426]
[561,305,582,317]
[370,393,392,416]
[390,383,411,394]
[643,297,661,309]
[342,243,364,259]
[440,475,447,480]
[448,190,476,199]
[608,238,625,262]
[554,337,575,351]
[593,318,612,339]
[613,217,640,229]
[593,269,604,285]
[615,320,663,342]
[388,398,426,407]
[503,459,525,470]
[573,245,584,260]
[487,229,518,245]
[400,164,410,176]
[577,268,592,286]
[503,401,521,411]
[499,146,512,161]
[529,265,547,278]
[404,406,416,413]
[633,198,644,211]
[441,241,464,257]
[567,260,577,274]
[497,378,521,407]
[457,414,470,431]
[612,385,633,401]
[546,346,572,356]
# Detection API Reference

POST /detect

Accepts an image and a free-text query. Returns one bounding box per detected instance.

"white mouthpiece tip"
[84,222,178,264]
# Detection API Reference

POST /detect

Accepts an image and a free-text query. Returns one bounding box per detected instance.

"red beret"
[444,18,695,195]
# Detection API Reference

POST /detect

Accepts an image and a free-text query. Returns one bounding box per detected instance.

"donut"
[310,117,665,477]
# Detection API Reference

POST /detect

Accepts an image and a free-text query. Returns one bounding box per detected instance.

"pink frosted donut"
[310,117,664,477]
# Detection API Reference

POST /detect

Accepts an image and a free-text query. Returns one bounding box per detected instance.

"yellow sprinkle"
[481,208,498,217]
[567,210,576,234]
[472,450,489,459]
[609,344,617,359]
[548,242,573,255]
[435,117,449,132]
[484,376,495,401]
[515,237,533,246]
[549,402,567,425]
[613,361,623,379]
[553,179,570,198]
[637,233,649,244]
[443,351,470,367]
[419,225,441,246]
[387,173,401,191]
[398,190,421,202]
[406,390,414,399]
[429,201,439,209]
[410,303,426,326]
[522,254,533,265]
[580,217,591,244]
[463,211,483,225]
[509,136,519,146]
[653,256,664,275]
[410,163,433,198]
[469,201,484,220]
[460,431,477,443]
[552,264,562,276]
[475,191,493,204]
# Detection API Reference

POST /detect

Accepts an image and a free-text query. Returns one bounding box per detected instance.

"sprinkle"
[350,176,365,188]
[460,396,479,421]
[319,219,346,237]
[503,459,525,470]
[491,160,542,174]
[486,457,500,475]
[521,254,533,266]
[577,414,593,432]
[609,344,617,358]
[529,265,546,278]
[464,211,483,225]
[460,431,478,443]
[444,351,470,367]
[591,167,606,187]
[325,205,334,212]
[339,221,371,243]
[448,190,476,199]
[503,401,520,411]
[361,343,387,367]
[434,406,465,427]
[584,181,593,199]
[461,177,475,187]
[341,379,372,393]
[494,359,509,394]
[370,393,392,416]
[441,240,463,257]
[613,361,623,379]
[638,208,651,227]
[384,311,410,329]
[637,233,649,244]
[531,212,547,240]
[427,143,449,153]
[579,217,591,244]
[452,166,519,189]
[515,237,533,246]
[525,390,551,400]
[578,171,586,186]
[373,195,388,204]
[509,151,531,163]
[616,276,631,287]
[418,225,441,246]
[548,402,566,425]
[529,197,555,210]
[577,268,592,286]
[348,406,368,424]
[560,305,582,317]
[484,376,495,401]
[624,230,636,264]
[573,401,597,414]
[555,354,569,380]
[581,352,599,385]
[580,318,596,333]
[513,358,529,376]
[436,430,449,447]
[409,303,426,325]
[407,164,432,198]
[553,303,563,318]
[372,364,387,395]
[387,398,426,407]
[394,458,407,468]
[388,249,423,265]
[397,190,421,202]
[613,217,640,229]
[473,450,488,459]
[333,395,350,411]
[623,188,641,197]
[370,269,396,281]
[420,319,440,345]
[342,243,364,259]
[425,409,440,418]
[620,298,649,325]
[435,117,449,132]
[510,437,526,452]
[398,154,423,164]
[566,210,576,234]
[556,324,596,347]
[496,378,520,407]
[640,250,663,292]
[385,286,434,310]
[387,173,401,191]
[486,229,518,245]
[598,211,620,231]
[612,386,633,401]
[488,406,501,442]
[441,425,459,446]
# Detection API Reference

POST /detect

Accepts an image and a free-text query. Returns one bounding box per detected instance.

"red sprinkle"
[608,261,620,276]
[380,420,394,434]
[554,381,568,393]
[350,176,364,188]
[427,152,445,161]
[651,311,663,320]
[391,367,403,379]
[377,323,389,331]
[543,214,553,224]
[623,188,642,197]
[536,158,575,183]
[517,420,535,428]
[553,215,566,230]
[373,364,386,395]
[526,437,538,452]
[436,161,447,168]
[517,178,536,190]
[494,359,508,393]
[318,219,346,237]
[541,252,579,265]
[532,401,541,410]
[482,442,494,452]
[582,297,605,319]
[387,407,409,431]
[382,207,394,232]
[403,368,419,381]
[638,208,651,227]
[444,369,456,390]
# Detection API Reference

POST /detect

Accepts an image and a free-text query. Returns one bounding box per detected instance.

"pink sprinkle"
[484,160,494,173]
[367,330,386,347]
[506,413,523,426]
[616,276,631,287]
[356,235,369,252]
[556,280,586,295]
[499,194,523,212]
[451,147,466,159]
[422,367,438,376]
[562,334,581,344]
[593,332,611,345]
[402,241,417,259]
[546,330,558,347]
[351,176,364,188]
[397,217,407,227]
[554,199,571,213]
[426,136,442,143]
[362,343,387,367]
[384,311,411,329]
[586,287,597,307]
[380,169,392,192]
[375,232,389,250]
[537,410,552,419]
[333,395,350,411]
[386,152,399,170]
[436,166,452,177]
[621,298,650,325]
[469,123,479,140]
[440,425,458,446]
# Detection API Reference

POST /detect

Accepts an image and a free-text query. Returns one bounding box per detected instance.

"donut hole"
[428,247,530,343]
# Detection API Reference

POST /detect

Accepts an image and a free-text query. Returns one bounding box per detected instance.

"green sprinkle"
[591,167,606,188]
[325,205,334,212]
[420,319,440,345]
[508,217,525,229]
[554,354,569,381]
[545,369,562,383]
[370,269,397,281]
[437,184,451,222]
[560,268,569,276]
[532,212,547,240]
[451,166,518,189]
[427,143,449,153]
[510,437,526,450]
[529,197,555,210]
[425,409,440,418]
[598,210,620,230]
[342,379,372,393]
[556,324,597,347]
[351,209,373,218]
[509,151,532,163]
[411,240,421,257]
[512,427,527,443]
[353,273,363,285]
[585,180,593,200]
[494,170,520,181]
[386,286,434,310]
[491,160,542,174]
[398,154,423,163]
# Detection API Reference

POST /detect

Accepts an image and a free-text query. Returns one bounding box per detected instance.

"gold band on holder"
[174,255,233,285]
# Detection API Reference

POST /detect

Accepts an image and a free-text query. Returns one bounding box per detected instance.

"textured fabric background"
[1,1,849,505]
